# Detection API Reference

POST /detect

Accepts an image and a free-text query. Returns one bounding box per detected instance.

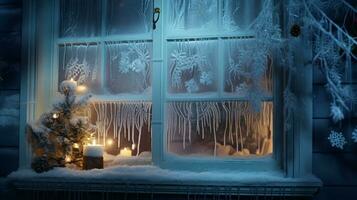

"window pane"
[106,0,153,35]
[167,0,218,35]
[167,40,218,94]
[222,0,265,32]
[58,43,101,93]
[166,101,273,157]
[60,0,101,37]
[105,41,152,95]
[223,39,272,96]
[90,101,152,165]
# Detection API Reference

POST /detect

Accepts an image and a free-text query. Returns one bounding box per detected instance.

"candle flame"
[131,143,136,150]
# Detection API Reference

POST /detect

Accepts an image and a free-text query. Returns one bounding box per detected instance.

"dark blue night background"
[1,0,357,199]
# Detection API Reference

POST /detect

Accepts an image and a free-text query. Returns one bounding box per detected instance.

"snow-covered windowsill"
[7,166,322,197]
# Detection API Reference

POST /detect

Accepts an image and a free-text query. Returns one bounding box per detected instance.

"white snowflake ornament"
[330,104,344,123]
[328,131,347,149]
[352,128,357,143]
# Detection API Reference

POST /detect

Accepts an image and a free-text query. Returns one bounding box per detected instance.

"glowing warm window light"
[106,139,113,146]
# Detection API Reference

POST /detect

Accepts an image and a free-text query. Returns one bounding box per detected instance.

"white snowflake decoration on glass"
[65,58,92,84]
[184,79,199,93]
[352,128,357,143]
[169,43,213,93]
[117,43,150,74]
[328,131,347,149]
[235,82,249,96]
[199,71,213,86]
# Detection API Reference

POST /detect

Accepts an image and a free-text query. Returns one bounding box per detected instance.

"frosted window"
[106,42,152,95]
[58,43,101,93]
[167,0,218,35]
[167,40,218,94]
[166,101,273,157]
[90,101,152,157]
[222,0,264,32]
[106,0,153,35]
[60,0,101,37]
[223,39,272,95]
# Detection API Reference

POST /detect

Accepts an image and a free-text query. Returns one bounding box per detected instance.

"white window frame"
[20,0,313,178]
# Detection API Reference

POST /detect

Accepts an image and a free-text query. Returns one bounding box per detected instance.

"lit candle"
[76,85,88,94]
[120,147,132,157]
[83,141,104,170]
[83,143,104,158]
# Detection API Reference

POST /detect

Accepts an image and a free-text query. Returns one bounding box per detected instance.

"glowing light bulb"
[73,143,79,149]
[65,155,71,162]
[52,113,59,119]
[106,139,113,146]
[131,143,136,150]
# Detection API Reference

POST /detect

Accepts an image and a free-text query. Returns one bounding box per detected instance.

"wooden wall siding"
[0,0,21,177]
[313,60,357,200]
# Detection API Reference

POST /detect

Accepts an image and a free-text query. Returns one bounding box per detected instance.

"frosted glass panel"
[106,42,152,95]
[167,0,218,35]
[223,39,272,96]
[58,44,101,93]
[222,0,264,32]
[167,40,218,94]
[106,0,153,35]
[166,101,273,157]
[90,101,152,157]
[60,0,101,37]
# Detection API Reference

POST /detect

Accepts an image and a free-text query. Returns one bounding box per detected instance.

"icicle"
[188,102,192,143]
[222,103,228,146]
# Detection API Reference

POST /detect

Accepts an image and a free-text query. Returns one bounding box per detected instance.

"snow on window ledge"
[7,166,322,196]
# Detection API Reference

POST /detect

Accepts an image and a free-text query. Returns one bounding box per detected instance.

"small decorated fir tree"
[29,80,95,173]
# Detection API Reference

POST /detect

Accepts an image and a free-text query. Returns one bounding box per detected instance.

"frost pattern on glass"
[224,39,272,99]
[60,0,101,37]
[168,40,217,94]
[222,0,264,32]
[106,42,152,95]
[166,101,273,157]
[58,44,101,93]
[106,0,152,35]
[167,0,218,35]
[90,101,152,156]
